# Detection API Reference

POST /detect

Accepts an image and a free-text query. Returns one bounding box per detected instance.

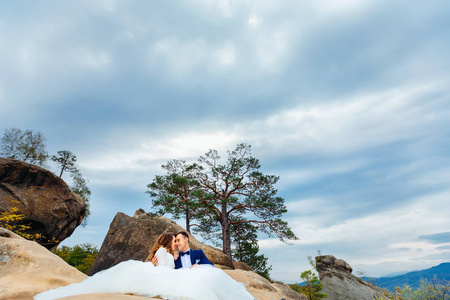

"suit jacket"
[175,249,213,269]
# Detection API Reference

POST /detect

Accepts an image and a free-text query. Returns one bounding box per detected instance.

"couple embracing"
[149,231,213,269]
[35,231,255,300]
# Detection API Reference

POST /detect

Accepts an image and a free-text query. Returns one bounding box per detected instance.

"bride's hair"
[148,231,175,261]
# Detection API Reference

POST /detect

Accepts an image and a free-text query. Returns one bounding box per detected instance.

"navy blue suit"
[175,249,213,269]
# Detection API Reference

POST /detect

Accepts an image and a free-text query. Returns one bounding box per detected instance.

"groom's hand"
[190,264,199,268]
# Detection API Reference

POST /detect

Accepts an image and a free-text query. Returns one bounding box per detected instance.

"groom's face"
[175,234,189,252]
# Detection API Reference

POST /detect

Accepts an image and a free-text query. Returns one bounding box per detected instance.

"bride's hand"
[151,256,158,266]
[173,252,179,260]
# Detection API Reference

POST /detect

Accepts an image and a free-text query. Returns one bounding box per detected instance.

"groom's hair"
[176,231,189,241]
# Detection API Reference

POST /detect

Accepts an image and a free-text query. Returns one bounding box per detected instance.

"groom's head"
[175,231,190,252]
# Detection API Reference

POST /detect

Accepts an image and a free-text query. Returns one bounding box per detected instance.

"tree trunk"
[221,208,234,269]
[185,208,190,233]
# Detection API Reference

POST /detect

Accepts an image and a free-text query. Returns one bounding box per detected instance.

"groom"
[174,231,213,269]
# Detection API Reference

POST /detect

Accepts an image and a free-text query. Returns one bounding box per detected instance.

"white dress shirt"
[180,248,192,268]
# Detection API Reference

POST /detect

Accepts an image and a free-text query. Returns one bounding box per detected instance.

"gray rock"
[317,255,387,300]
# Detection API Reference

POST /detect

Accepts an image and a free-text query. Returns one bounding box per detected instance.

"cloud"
[1,0,450,283]
[419,232,450,244]
[260,189,450,280]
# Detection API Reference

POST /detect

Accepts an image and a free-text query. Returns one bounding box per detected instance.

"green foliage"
[147,160,201,232]
[290,270,327,300]
[70,170,91,226]
[0,127,48,166]
[231,222,272,279]
[190,144,296,263]
[52,150,78,177]
[54,243,99,274]
[1,129,91,227]
[53,150,91,226]
[148,143,297,265]
[380,276,450,300]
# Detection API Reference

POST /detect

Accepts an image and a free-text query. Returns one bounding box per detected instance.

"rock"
[0,227,87,300]
[0,227,304,300]
[0,158,86,250]
[225,269,307,300]
[88,209,236,275]
[272,283,309,300]
[316,255,387,300]
[233,260,253,271]
[58,294,158,300]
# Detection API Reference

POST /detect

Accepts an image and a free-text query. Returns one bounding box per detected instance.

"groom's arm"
[197,250,213,266]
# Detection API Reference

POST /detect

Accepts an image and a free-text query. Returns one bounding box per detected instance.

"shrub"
[379,276,450,300]
[0,202,43,241]
[54,243,99,274]
[290,270,327,300]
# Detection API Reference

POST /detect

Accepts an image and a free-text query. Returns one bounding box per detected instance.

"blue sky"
[1,0,450,282]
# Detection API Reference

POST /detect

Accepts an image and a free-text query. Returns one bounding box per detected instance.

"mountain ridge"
[363,262,450,291]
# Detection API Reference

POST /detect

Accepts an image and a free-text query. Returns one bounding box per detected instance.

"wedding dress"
[34,247,255,300]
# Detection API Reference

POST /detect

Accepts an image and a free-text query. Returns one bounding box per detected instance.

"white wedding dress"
[34,247,255,300]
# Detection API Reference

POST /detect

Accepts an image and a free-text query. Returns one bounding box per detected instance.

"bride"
[34,232,255,300]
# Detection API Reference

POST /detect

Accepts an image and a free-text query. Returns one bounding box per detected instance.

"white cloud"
[277,159,368,188]
[247,14,261,27]
[69,47,112,71]
[214,44,236,67]
[254,28,289,73]
[2,0,449,283]
[0,83,5,105]
[311,0,372,17]
[77,128,239,190]
[147,38,240,77]
[412,167,450,187]
[70,80,449,197]
[188,0,240,19]
[261,188,450,279]
[239,82,450,157]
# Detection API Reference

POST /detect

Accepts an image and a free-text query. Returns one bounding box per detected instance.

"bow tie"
[180,250,190,257]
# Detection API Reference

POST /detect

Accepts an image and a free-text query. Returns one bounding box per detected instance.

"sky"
[1,0,450,283]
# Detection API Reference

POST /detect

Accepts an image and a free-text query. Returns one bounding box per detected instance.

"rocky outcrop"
[316,255,387,300]
[89,209,236,275]
[0,227,87,300]
[58,295,155,300]
[0,158,86,250]
[0,227,304,300]
[225,269,307,300]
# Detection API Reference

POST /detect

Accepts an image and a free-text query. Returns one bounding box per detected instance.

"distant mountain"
[362,263,450,291]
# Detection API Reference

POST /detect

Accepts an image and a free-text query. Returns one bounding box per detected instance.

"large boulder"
[0,158,86,249]
[316,255,387,300]
[0,227,304,300]
[0,227,87,300]
[224,269,307,300]
[89,209,235,275]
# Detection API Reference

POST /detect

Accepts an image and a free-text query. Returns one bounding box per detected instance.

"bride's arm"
[155,247,167,266]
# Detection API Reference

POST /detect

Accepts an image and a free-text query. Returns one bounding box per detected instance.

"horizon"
[1,0,450,282]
